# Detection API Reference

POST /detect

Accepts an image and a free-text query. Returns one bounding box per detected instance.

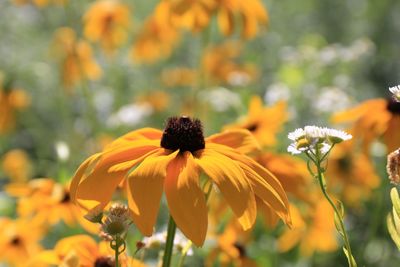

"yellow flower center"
[160,116,205,153]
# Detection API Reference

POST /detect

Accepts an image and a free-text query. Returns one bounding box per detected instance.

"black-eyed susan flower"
[332,97,400,153]
[83,0,131,55]
[71,116,290,246]
[225,96,288,147]
[1,149,32,182]
[0,218,44,267]
[6,178,98,233]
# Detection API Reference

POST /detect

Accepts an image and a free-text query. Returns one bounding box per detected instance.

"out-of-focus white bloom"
[314,87,352,113]
[264,83,291,104]
[107,103,152,127]
[141,230,194,255]
[227,71,251,86]
[200,87,241,112]
[287,126,352,155]
[55,141,70,161]
[389,85,400,102]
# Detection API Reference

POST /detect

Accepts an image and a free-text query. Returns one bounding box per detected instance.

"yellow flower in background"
[131,2,180,63]
[225,96,288,147]
[84,0,131,55]
[161,67,196,88]
[29,235,145,267]
[137,90,171,112]
[202,42,257,86]
[278,200,338,257]
[332,98,400,153]
[207,220,258,267]
[52,27,102,90]
[71,116,290,246]
[326,140,380,207]
[0,75,30,134]
[1,149,32,182]
[0,218,44,267]
[13,0,66,8]
[6,178,98,233]
[216,0,268,39]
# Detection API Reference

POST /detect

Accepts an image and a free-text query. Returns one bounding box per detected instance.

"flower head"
[389,85,400,102]
[287,126,352,155]
[71,116,290,246]
[387,149,400,186]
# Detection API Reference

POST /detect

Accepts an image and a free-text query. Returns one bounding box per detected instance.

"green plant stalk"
[162,215,177,267]
[314,152,356,267]
[115,235,120,267]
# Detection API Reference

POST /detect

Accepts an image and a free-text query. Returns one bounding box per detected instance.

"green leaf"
[343,247,358,267]
[390,188,400,218]
[387,213,400,250]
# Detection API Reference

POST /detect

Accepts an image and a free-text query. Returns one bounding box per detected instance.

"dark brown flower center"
[338,155,352,173]
[233,242,247,258]
[10,236,21,246]
[160,116,205,153]
[246,123,258,132]
[94,257,115,267]
[60,191,71,203]
[387,98,400,115]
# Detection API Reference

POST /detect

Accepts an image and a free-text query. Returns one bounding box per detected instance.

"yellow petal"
[217,8,234,36]
[127,150,177,236]
[195,149,256,230]
[206,129,260,154]
[108,128,163,148]
[164,152,207,246]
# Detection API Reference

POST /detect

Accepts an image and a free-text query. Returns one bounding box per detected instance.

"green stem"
[162,216,177,267]
[315,160,356,267]
[115,235,120,267]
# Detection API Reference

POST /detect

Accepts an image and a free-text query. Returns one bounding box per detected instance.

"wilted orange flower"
[327,140,380,207]
[332,98,400,153]
[71,116,290,246]
[13,0,66,8]
[0,218,44,267]
[52,27,102,90]
[6,178,98,233]
[84,0,131,55]
[161,67,196,88]
[278,200,338,256]
[225,96,288,147]
[207,220,258,267]
[202,42,257,85]
[30,235,145,267]
[1,149,32,182]
[0,78,30,134]
[131,2,180,63]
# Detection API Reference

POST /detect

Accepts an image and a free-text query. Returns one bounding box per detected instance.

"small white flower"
[325,128,352,144]
[288,128,305,141]
[389,85,400,102]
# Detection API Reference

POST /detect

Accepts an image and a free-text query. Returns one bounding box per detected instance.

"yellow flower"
[1,149,32,182]
[326,140,380,207]
[131,2,180,63]
[0,218,44,267]
[206,220,258,267]
[225,96,288,147]
[83,0,131,55]
[278,200,338,256]
[71,116,290,246]
[136,90,171,112]
[30,235,145,267]
[332,98,400,153]
[202,41,257,85]
[6,178,98,233]
[161,67,196,88]
[0,79,30,134]
[52,27,102,90]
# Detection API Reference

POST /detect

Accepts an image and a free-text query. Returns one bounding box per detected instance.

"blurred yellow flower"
[278,200,338,256]
[0,218,44,267]
[71,116,290,246]
[1,149,32,182]
[327,140,380,207]
[52,27,102,90]
[161,67,196,88]
[84,0,131,55]
[13,0,66,8]
[29,235,145,267]
[0,82,30,134]
[202,42,257,85]
[207,220,258,267]
[332,98,400,153]
[225,96,288,147]
[137,90,170,112]
[6,178,98,233]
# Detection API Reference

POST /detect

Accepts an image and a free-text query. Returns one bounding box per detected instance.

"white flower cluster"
[287,126,352,155]
[389,85,400,102]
